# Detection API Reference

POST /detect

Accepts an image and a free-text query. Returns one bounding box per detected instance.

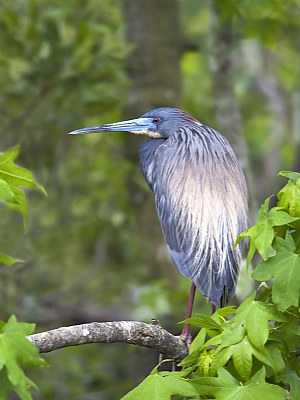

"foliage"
[0,147,46,399]
[0,147,44,264]
[0,147,45,230]
[0,315,46,400]
[123,172,300,399]
[0,0,299,398]
[215,0,300,45]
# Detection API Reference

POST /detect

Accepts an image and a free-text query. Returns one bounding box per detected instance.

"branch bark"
[28,321,188,362]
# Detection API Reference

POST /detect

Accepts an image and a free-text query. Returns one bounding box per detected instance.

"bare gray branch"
[28,321,188,362]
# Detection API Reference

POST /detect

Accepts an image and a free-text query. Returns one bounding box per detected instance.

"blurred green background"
[0,0,300,398]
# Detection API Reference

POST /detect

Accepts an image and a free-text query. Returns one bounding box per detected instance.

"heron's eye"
[152,118,160,124]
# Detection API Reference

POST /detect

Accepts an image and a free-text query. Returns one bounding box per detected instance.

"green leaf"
[280,360,300,400]
[0,179,16,203]
[0,148,43,190]
[122,369,199,400]
[189,327,206,353]
[218,321,246,351]
[234,294,286,350]
[256,197,272,224]
[273,233,296,252]
[180,314,221,330]
[278,170,300,183]
[268,207,299,226]
[209,347,232,375]
[238,198,274,261]
[250,343,277,371]
[0,252,23,266]
[216,306,236,318]
[0,147,46,229]
[0,315,46,400]
[238,196,299,263]
[231,336,253,381]
[266,343,286,375]
[190,367,286,399]
[278,173,300,217]
[0,368,16,400]
[277,322,300,352]
[7,187,29,229]
[253,236,300,311]
[252,223,275,260]
[197,348,218,376]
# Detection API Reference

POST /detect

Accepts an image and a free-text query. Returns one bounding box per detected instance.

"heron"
[69,107,248,343]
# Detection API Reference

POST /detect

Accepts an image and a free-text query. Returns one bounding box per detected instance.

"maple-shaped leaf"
[280,359,300,400]
[237,197,298,264]
[278,171,300,217]
[253,234,300,311]
[191,367,287,400]
[230,293,286,350]
[0,315,46,400]
[276,321,300,352]
[185,294,286,380]
[0,147,46,229]
[231,336,253,381]
[122,366,198,400]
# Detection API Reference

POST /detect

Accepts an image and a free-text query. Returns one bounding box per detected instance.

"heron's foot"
[178,332,192,351]
[179,323,192,351]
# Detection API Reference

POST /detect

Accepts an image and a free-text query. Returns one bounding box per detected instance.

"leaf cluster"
[0,148,46,398]
[0,315,46,400]
[0,147,44,266]
[123,171,300,399]
[240,171,300,311]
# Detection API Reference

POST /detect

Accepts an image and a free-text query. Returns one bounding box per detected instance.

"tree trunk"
[208,0,257,221]
[121,0,182,281]
[291,87,300,171]
[242,44,290,200]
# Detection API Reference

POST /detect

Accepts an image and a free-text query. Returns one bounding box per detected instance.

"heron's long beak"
[68,117,156,135]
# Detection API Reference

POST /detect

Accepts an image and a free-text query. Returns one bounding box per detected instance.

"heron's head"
[68,107,202,139]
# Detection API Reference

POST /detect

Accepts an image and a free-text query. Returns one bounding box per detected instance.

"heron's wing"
[148,126,248,306]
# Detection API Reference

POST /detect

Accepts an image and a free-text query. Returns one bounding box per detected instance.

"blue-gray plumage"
[69,107,248,309]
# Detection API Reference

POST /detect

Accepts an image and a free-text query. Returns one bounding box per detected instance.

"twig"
[28,321,188,362]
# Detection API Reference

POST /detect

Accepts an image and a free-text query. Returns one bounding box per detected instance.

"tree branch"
[28,321,188,362]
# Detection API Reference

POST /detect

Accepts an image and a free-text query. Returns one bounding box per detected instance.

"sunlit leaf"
[253,235,300,311]
[0,252,23,266]
[268,207,299,226]
[0,315,46,400]
[278,170,300,183]
[238,198,274,261]
[0,147,46,229]
[238,196,299,263]
[180,314,221,330]
[278,172,300,217]
[234,293,286,350]
[231,336,253,381]
[0,179,16,203]
[190,367,286,399]
[189,327,206,354]
[122,368,199,400]
[216,306,236,318]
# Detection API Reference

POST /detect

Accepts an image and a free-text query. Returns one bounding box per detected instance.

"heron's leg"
[211,304,216,314]
[180,283,196,346]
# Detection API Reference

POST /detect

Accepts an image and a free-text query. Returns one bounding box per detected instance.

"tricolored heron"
[69,107,248,343]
